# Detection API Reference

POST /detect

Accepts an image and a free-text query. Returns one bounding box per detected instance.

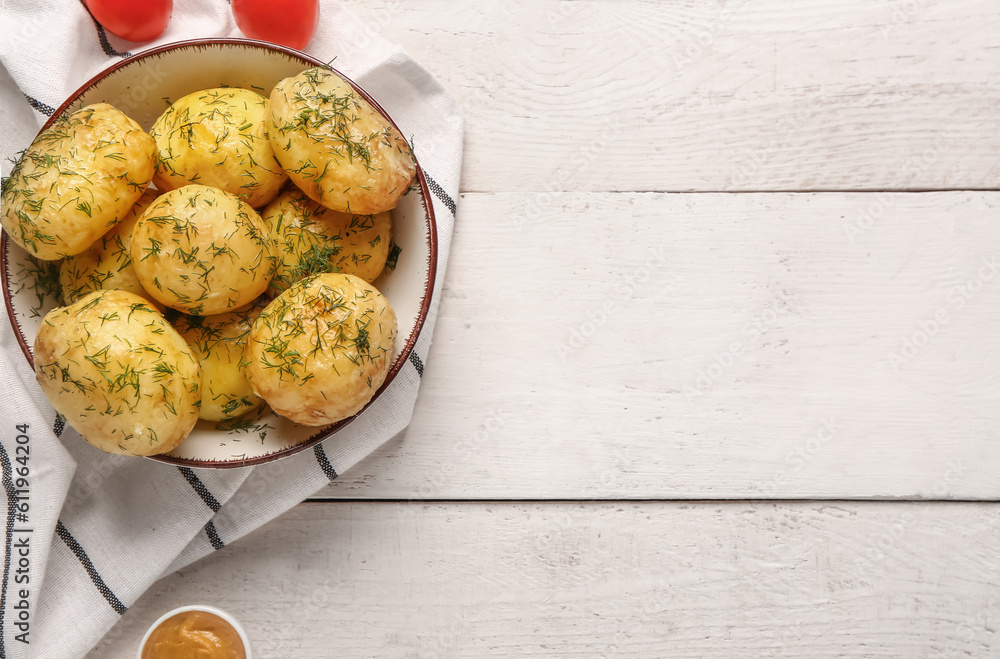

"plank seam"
[303,497,1000,504]
[457,188,1000,195]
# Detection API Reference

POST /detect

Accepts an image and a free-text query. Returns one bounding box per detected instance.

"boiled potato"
[1,103,156,260]
[268,67,416,215]
[34,290,201,456]
[151,88,288,208]
[262,186,391,295]
[243,273,397,426]
[174,303,266,422]
[59,187,159,305]
[130,184,277,315]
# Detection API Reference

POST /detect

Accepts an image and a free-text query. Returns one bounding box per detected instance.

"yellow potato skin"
[268,67,416,215]
[130,184,277,315]
[33,290,201,457]
[174,304,266,422]
[151,88,288,208]
[262,186,392,295]
[59,188,159,305]
[1,103,156,260]
[243,273,397,426]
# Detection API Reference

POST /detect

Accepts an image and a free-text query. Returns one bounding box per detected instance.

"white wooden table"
[89,1,1000,656]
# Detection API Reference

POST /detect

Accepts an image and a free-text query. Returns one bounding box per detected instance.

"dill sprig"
[385,241,402,272]
[12,254,62,317]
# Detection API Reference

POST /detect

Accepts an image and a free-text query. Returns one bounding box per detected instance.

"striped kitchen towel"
[0,1,462,657]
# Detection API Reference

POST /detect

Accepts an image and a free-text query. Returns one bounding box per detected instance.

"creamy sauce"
[141,610,246,659]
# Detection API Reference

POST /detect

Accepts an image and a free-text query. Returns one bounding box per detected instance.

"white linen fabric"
[0,1,462,656]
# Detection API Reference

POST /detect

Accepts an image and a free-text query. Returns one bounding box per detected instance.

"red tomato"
[232,0,320,51]
[84,0,173,43]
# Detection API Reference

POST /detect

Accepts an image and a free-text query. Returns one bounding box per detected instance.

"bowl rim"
[136,604,252,658]
[1,37,438,469]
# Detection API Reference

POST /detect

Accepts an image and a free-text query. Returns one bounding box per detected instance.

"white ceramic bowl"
[136,604,252,658]
[2,39,437,468]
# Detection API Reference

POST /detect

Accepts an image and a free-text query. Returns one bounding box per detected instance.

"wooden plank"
[314,190,1000,500]
[89,501,1000,658]
[341,0,1000,192]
